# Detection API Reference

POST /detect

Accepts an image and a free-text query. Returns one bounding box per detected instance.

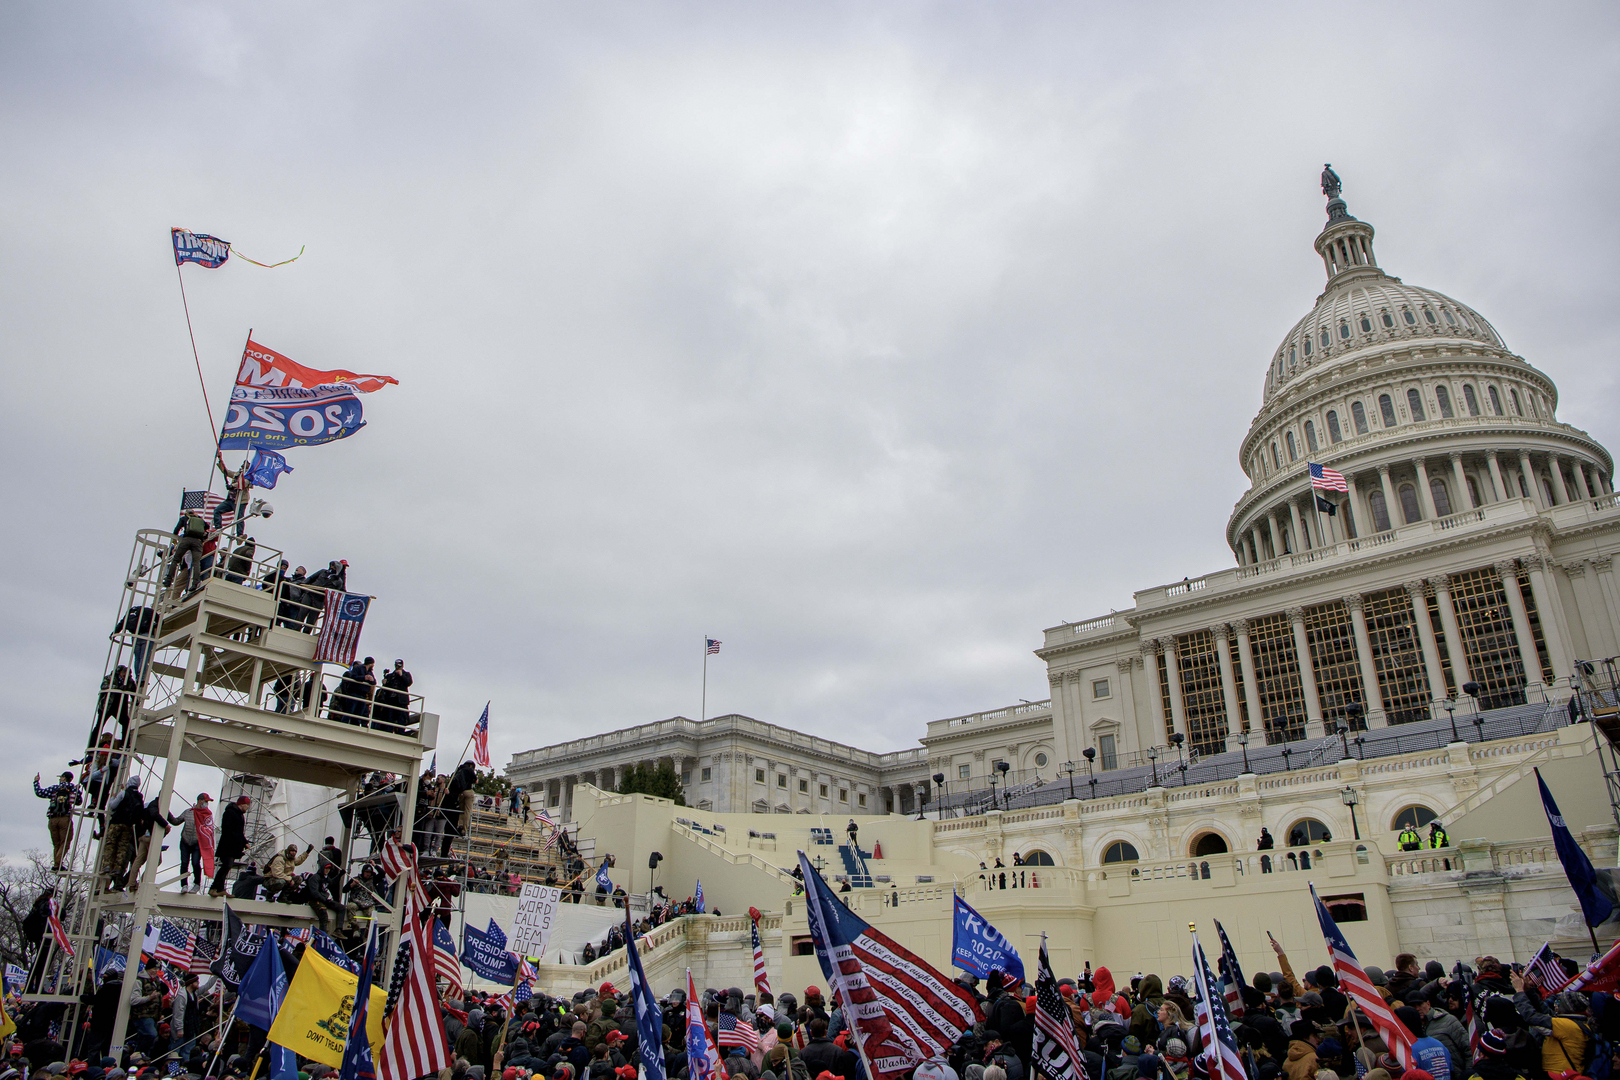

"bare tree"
[0,850,59,966]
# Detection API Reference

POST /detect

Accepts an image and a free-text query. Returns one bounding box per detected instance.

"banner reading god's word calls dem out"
[267,947,387,1068]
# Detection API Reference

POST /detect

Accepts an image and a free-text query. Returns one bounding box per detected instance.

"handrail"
[671,821,798,884]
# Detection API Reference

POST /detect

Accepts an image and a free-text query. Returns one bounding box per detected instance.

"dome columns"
[1548,452,1572,505]
[1377,466,1398,530]
[1449,453,1475,511]
[1414,458,1440,520]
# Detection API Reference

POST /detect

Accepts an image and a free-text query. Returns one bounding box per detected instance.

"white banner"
[510,883,563,960]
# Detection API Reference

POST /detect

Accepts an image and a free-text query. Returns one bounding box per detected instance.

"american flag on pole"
[154,921,195,968]
[48,899,74,958]
[471,704,490,768]
[379,836,431,915]
[189,937,218,976]
[1309,463,1349,492]
[750,915,771,997]
[1311,884,1414,1069]
[705,639,721,655]
[1562,938,1620,995]
[431,917,464,998]
[1525,943,1570,993]
[798,851,982,1080]
[1031,935,1082,1080]
[717,1011,759,1053]
[1213,919,1246,1018]
[1190,932,1247,1080]
[314,591,371,665]
[286,927,313,944]
[180,490,237,530]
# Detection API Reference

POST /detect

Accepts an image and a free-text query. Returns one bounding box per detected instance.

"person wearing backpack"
[1512,972,1597,1080]
[165,508,211,593]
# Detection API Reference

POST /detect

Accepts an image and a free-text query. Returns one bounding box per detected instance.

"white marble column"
[1212,625,1242,749]
[1573,462,1594,501]
[1115,657,1141,741]
[1429,574,1474,692]
[1378,465,1398,530]
[1342,595,1386,727]
[1287,608,1325,738]
[1344,475,1363,538]
[1450,452,1475,510]
[1142,641,1168,750]
[1048,672,1073,769]
[1495,560,1545,687]
[1233,619,1260,737]
[1162,636,1189,741]
[1556,560,1605,667]
[1248,528,1263,564]
[1265,511,1283,557]
[1519,451,1545,509]
[1287,500,1308,553]
[1405,581,1449,703]
[1487,452,1506,503]
[1594,556,1620,651]
[1548,453,1571,505]
[1414,458,1438,519]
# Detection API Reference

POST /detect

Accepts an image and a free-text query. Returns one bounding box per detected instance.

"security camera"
[257,501,274,519]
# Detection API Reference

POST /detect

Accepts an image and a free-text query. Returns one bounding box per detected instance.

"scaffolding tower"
[22,526,438,1056]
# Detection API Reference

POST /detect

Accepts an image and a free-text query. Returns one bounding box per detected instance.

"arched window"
[1288,346,1296,369]
[1423,308,1437,325]
[1360,315,1372,333]
[1305,420,1318,452]
[1327,411,1342,443]
[1510,388,1523,415]
[1407,389,1426,422]
[1034,752,1048,768]
[1403,309,1417,325]
[1339,322,1351,340]
[1272,442,1281,469]
[1286,431,1297,462]
[1102,841,1139,864]
[1191,832,1229,857]
[1488,386,1503,415]
[1369,488,1391,532]
[1379,394,1398,427]
[1304,337,1313,357]
[1351,402,1369,434]
[1392,805,1437,831]
[1320,328,1331,349]
[1399,483,1422,524]
[1287,819,1333,845]
[1436,385,1454,418]
[1382,311,1395,328]
[1464,385,1480,416]
[1431,478,1452,517]
[1022,850,1055,866]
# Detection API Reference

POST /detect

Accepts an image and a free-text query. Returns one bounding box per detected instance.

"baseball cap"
[603,1031,625,1045]
[197,793,213,802]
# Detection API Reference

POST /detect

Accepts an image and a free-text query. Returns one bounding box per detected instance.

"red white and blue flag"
[750,914,771,997]
[1190,932,1247,1080]
[172,229,232,268]
[798,851,982,1080]
[471,704,491,768]
[716,1011,759,1053]
[1309,463,1349,492]
[314,591,371,665]
[378,891,452,1080]
[1031,934,1082,1080]
[154,921,195,968]
[1213,919,1245,1018]
[48,899,73,958]
[1311,884,1413,1069]
[431,917,464,998]
[1525,943,1570,993]
[686,969,727,1080]
[705,639,722,655]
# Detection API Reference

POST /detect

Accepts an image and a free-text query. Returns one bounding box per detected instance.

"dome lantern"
[1314,165,1381,286]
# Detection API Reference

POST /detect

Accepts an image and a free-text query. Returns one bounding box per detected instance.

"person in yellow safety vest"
[1428,822,1449,848]
[1398,826,1422,851]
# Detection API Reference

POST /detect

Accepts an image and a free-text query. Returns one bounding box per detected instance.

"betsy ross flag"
[1213,919,1246,1018]
[1311,884,1414,1069]
[686,969,727,1080]
[48,899,73,958]
[1309,463,1349,492]
[706,639,722,655]
[716,1011,759,1053]
[1031,934,1082,1080]
[798,851,982,1080]
[1190,932,1247,1080]
[472,704,491,768]
[314,591,371,665]
[154,921,195,967]
[750,913,771,997]
[431,918,464,998]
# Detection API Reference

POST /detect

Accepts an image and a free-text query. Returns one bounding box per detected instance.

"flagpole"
[701,637,708,724]
[1307,467,1327,550]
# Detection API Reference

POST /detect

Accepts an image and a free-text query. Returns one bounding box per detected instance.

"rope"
[230,244,304,269]
[174,265,219,453]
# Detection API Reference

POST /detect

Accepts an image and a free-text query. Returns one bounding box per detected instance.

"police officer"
[1427,821,1449,848]
[1398,825,1422,851]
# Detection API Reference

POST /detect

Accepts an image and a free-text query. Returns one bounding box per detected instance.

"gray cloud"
[2,2,1617,857]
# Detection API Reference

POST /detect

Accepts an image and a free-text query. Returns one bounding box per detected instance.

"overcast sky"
[3,4,1618,859]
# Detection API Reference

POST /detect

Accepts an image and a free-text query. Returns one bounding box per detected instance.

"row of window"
[1100,805,1436,863]
[1271,301,1485,388]
[740,765,868,806]
[1254,375,1548,481]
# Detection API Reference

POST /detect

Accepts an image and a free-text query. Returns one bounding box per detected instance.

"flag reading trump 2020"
[220,339,396,451]
[952,894,1024,982]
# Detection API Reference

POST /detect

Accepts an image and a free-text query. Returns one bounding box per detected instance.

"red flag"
[193,805,216,878]
[1565,939,1620,994]
[237,339,398,395]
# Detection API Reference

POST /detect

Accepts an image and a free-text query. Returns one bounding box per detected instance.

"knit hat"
[1318,1038,1343,1059]
[1479,1029,1509,1056]
[1399,1071,1433,1080]
[1364,966,1387,987]
[1165,1039,1187,1058]
[1167,976,1188,994]
[1122,1037,1142,1055]
[1253,972,1273,993]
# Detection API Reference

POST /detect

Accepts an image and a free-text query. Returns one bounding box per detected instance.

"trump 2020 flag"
[799,851,982,1080]
[247,448,294,490]
[1537,767,1615,928]
[952,894,1024,982]
[596,862,613,894]
[173,228,231,268]
[626,911,667,1080]
[694,880,705,913]
[221,340,387,451]
[686,969,726,1080]
[315,592,370,666]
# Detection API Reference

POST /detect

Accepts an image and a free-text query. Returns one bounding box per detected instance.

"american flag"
[1031,935,1081,1080]
[750,916,771,997]
[154,921,195,968]
[706,639,722,655]
[1309,463,1349,492]
[516,955,538,984]
[380,836,431,915]
[1311,884,1413,1069]
[471,704,490,768]
[1190,933,1247,1080]
[377,894,453,1080]
[314,591,371,666]
[189,937,218,976]
[1525,942,1570,993]
[686,969,727,1080]
[179,490,236,530]
[431,918,464,998]
[48,898,74,958]
[286,927,313,944]
[385,939,412,1020]
[798,852,981,1080]
[717,1011,759,1054]
[1213,919,1245,1018]
[491,980,534,1015]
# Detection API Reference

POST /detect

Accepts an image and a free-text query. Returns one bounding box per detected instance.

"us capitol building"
[510,171,1619,831]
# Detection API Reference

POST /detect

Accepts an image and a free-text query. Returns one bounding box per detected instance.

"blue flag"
[172,228,230,268]
[340,919,378,1080]
[694,880,705,913]
[94,947,127,988]
[625,913,667,1080]
[313,930,359,974]
[221,384,365,450]
[237,930,298,1080]
[951,894,1024,982]
[462,920,519,984]
[596,863,613,893]
[1537,768,1615,928]
[247,448,294,490]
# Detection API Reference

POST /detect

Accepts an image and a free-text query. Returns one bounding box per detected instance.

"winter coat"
[799,1037,858,1080]
[218,802,248,861]
[1423,1008,1470,1071]
[1282,1040,1317,1080]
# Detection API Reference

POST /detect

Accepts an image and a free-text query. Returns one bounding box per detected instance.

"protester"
[209,795,251,897]
[165,793,212,893]
[33,771,80,871]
